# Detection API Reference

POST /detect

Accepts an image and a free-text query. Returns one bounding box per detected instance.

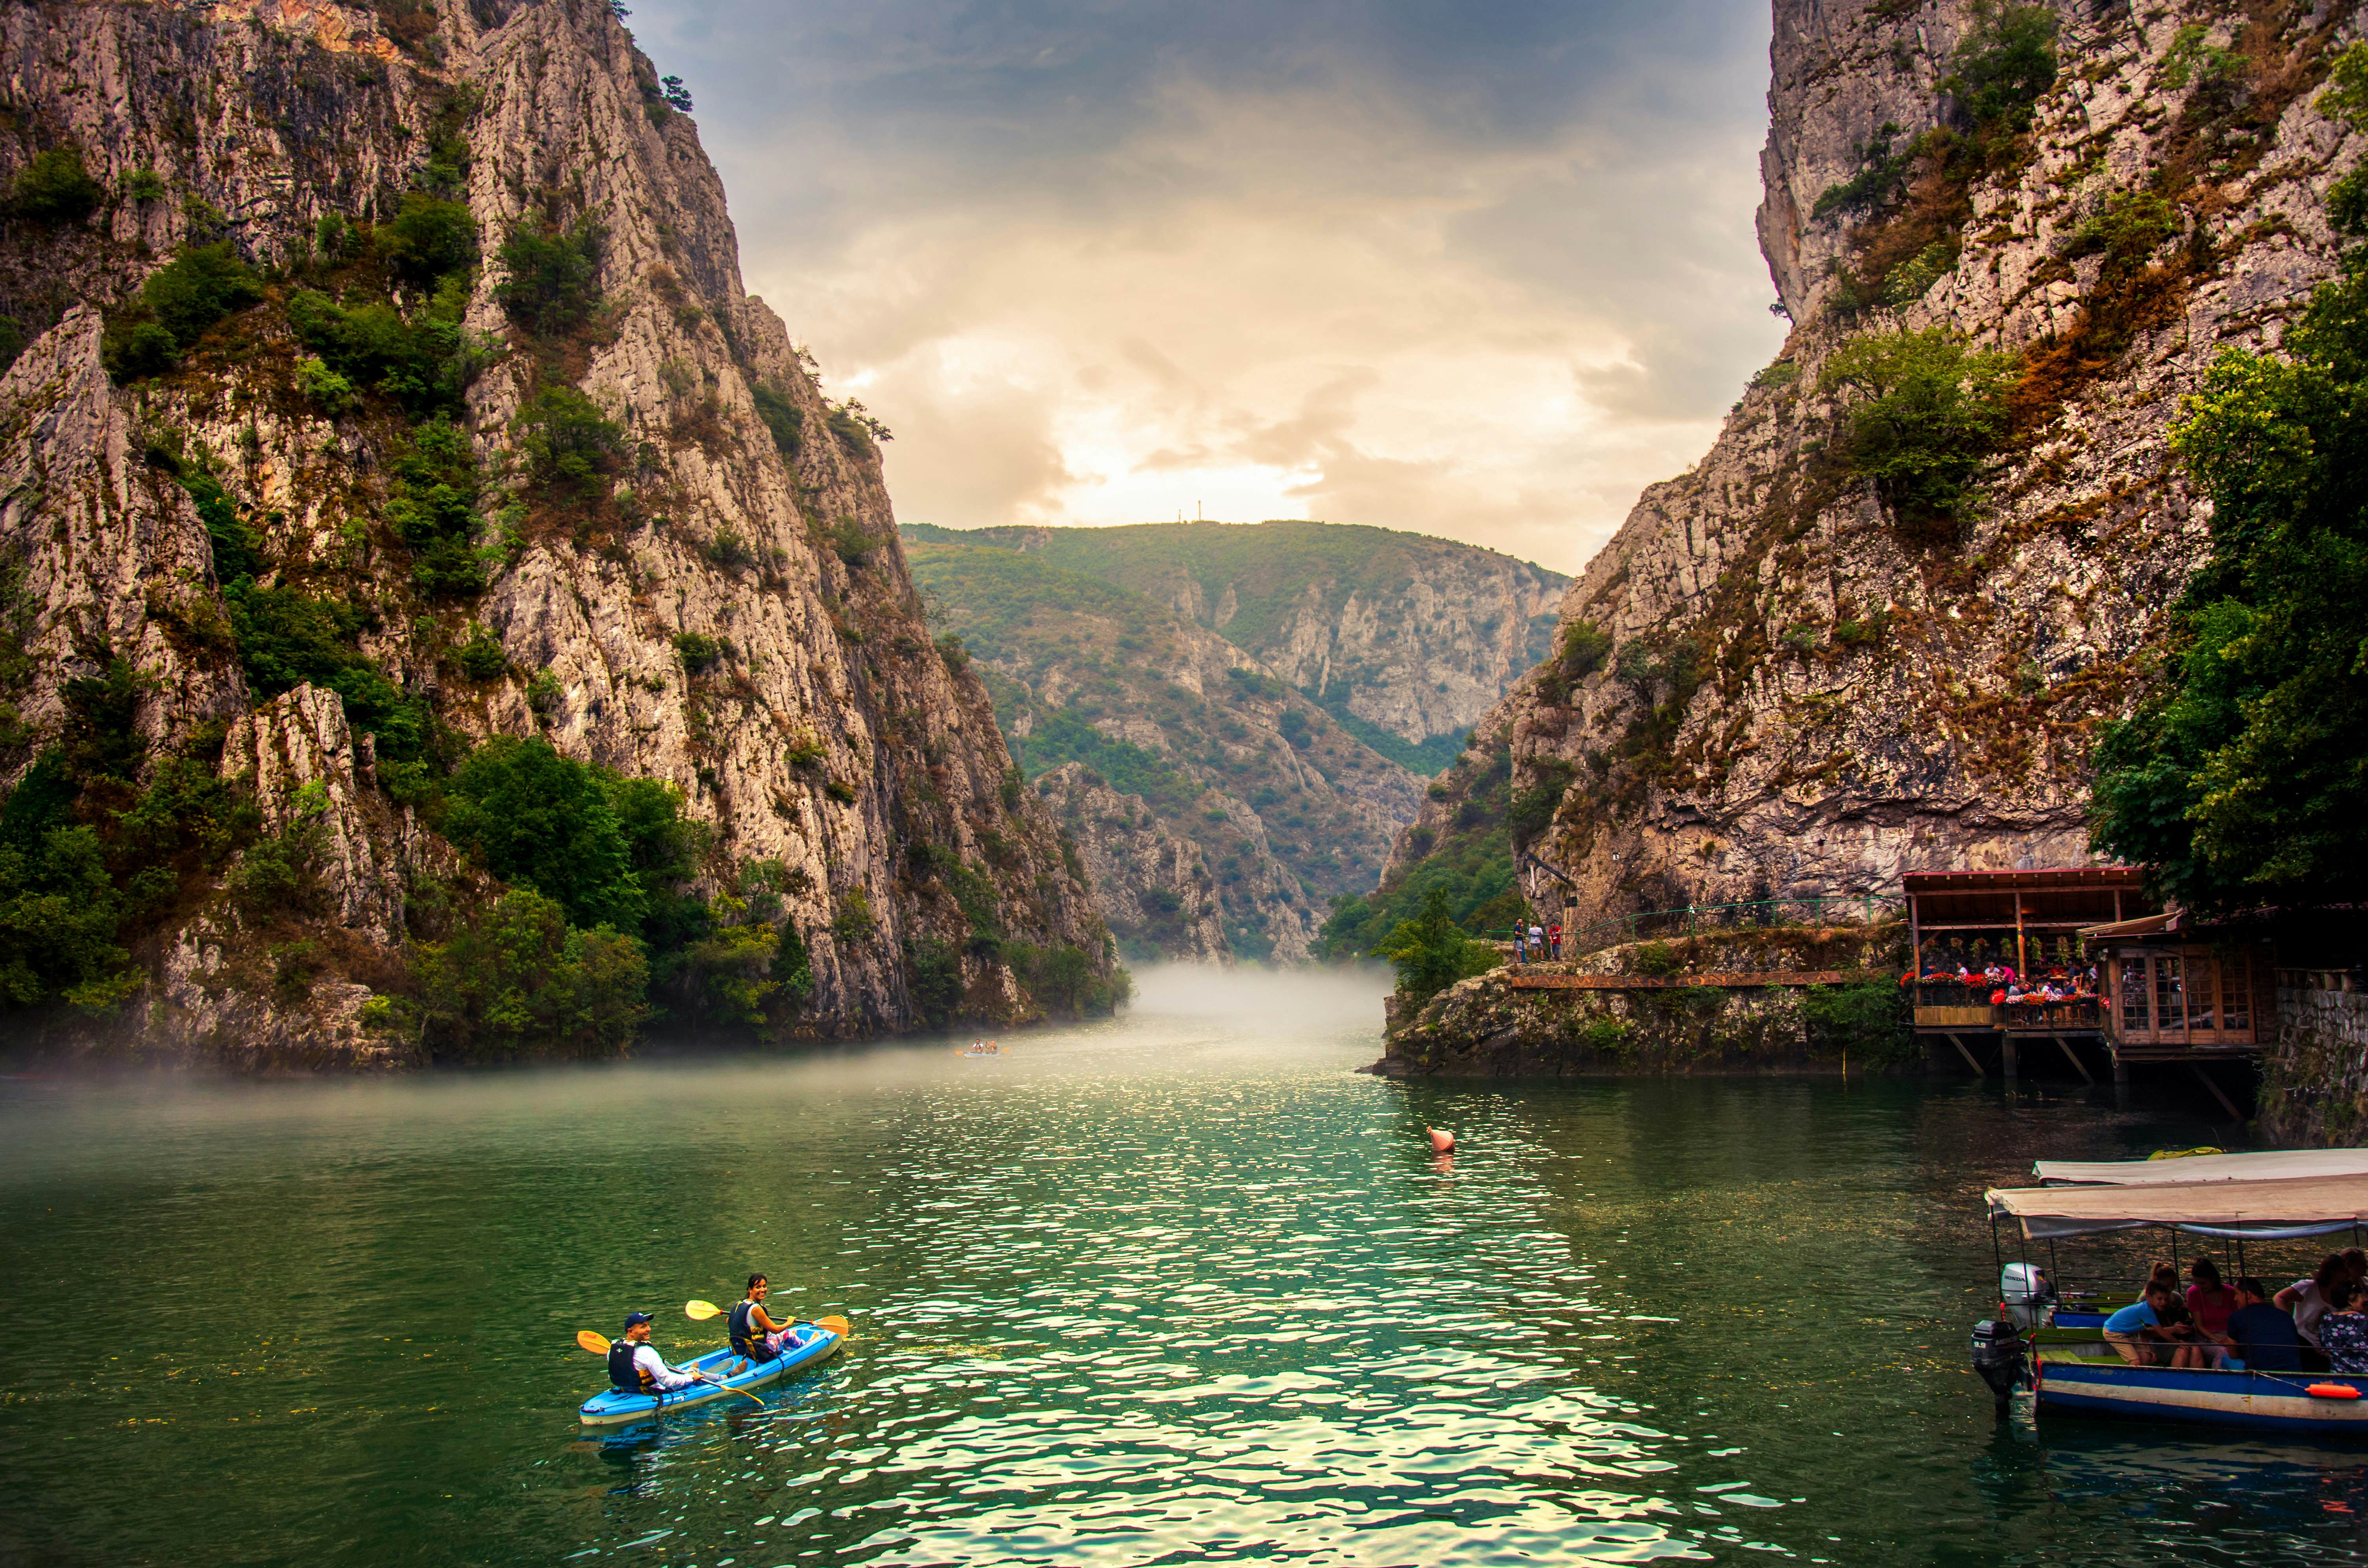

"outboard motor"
[1971,1318,2030,1416]
[1999,1263,2057,1329]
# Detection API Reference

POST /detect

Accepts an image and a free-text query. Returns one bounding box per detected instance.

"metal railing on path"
[1482,894,1906,960]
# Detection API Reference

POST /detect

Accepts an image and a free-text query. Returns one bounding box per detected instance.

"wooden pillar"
[2056,1037,2094,1084]
[2002,1031,2018,1081]
[2014,891,2028,978]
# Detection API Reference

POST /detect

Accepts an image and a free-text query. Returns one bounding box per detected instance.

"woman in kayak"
[728,1274,799,1368]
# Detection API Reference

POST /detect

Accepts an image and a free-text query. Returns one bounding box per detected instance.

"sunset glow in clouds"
[619,0,1785,573]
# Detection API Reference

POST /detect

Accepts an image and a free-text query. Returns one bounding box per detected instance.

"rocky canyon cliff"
[903,528,1425,965]
[0,0,1120,1066]
[1392,0,2365,929]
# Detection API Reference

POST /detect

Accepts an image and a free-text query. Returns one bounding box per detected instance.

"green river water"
[4,966,2364,1566]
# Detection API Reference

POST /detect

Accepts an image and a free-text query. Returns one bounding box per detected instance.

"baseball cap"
[623,1310,655,1328]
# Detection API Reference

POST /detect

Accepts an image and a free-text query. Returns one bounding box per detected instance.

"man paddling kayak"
[608,1311,701,1396]
[729,1274,799,1369]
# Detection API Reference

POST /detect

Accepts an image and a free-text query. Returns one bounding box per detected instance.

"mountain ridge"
[901,519,1568,776]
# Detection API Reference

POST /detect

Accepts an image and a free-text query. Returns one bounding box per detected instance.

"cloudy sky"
[621,0,1784,575]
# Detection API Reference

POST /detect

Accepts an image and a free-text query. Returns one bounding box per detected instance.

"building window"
[2120,954,2151,1034]
[2188,956,2216,1033]
[2155,957,2185,1038]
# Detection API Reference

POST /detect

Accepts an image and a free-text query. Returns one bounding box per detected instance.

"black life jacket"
[729,1300,764,1359]
[609,1340,655,1395]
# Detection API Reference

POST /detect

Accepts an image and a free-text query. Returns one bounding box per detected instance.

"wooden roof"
[1902,867,2146,892]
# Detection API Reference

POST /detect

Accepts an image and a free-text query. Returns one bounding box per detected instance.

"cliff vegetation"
[1383,0,2368,949]
[0,0,1118,1067]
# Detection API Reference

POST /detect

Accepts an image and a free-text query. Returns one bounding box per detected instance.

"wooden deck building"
[1904,867,2160,1086]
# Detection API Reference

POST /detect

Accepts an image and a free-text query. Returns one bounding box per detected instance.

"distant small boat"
[956,1040,1005,1058]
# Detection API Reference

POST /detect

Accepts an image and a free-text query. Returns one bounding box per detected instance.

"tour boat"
[1973,1149,2368,1433]
[577,1322,842,1426]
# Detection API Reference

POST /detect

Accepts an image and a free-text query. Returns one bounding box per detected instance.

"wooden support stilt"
[2055,1036,2094,1084]
[2002,1034,2018,1081]
[2192,1063,2242,1121]
[1947,1033,1985,1077]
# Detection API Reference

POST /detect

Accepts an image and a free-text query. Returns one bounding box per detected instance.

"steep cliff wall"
[1032,762,1230,965]
[0,0,1115,1062]
[1394,0,2364,927]
[909,521,1567,773]
[905,531,1425,963]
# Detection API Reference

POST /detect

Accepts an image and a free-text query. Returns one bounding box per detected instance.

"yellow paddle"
[574,1329,766,1407]
[686,1299,853,1337]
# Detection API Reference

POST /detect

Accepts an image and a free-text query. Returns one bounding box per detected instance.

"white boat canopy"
[2033,1149,2368,1186]
[1988,1173,2368,1239]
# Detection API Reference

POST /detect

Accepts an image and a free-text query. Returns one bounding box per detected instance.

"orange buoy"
[1426,1127,1456,1155]
[2306,1383,2362,1400]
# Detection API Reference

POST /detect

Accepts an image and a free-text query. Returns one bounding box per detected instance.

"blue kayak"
[577,1324,843,1426]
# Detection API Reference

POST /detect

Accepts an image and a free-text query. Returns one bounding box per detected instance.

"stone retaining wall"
[2257,972,2368,1146]
[1372,924,1909,1078]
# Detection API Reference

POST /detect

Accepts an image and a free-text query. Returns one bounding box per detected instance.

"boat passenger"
[609,1311,701,1396]
[2319,1280,2368,1375]
[2186,1258,2238,1339]
[2276,1254,2348,1368]
[2224,1277,2304,1372]
[728,1273,799,1368]
[2103,1282,2205,1368]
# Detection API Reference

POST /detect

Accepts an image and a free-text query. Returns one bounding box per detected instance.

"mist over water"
[3,968,2361,1565]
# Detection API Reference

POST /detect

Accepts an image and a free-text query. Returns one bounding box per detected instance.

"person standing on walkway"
[1547,921,1562,961]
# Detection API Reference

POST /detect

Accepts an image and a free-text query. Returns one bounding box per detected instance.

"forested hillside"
[905,533,1423,962]
[901,521,1565,775]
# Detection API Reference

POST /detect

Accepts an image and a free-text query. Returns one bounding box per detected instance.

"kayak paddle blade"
[575,1329,611,1355]
[818,1315,851,1337]
[685,1299,724,1320]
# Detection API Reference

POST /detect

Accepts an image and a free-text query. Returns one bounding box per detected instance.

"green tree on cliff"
[1373,886,1497,1004]
[2088,51,2368,911]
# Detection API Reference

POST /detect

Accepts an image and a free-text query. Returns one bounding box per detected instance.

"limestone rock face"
[1034,762,1229,965]
[907,529,1425,963]
[0,0,1113,1062]
[1398,0,2366,923]
[0,307,248,749]
[918,522,1568,753]
[1194,550,1567,749]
